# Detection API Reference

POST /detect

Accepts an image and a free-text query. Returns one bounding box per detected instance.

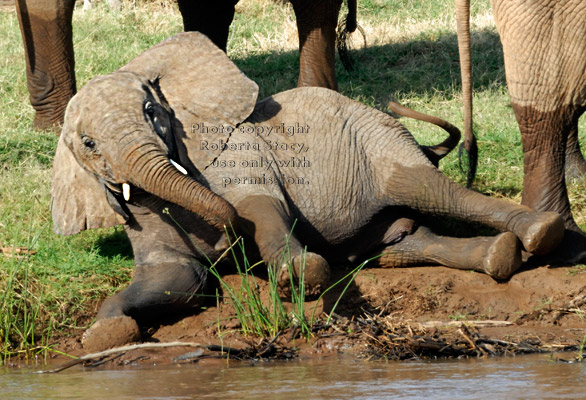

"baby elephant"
[51,32,564,352]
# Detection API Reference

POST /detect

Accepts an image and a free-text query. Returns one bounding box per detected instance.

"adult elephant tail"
[388,101,461,167]
[455,0,477,188]
[336,0,364,72]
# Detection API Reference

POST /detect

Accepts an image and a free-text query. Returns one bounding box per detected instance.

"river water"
[1,353,585,399]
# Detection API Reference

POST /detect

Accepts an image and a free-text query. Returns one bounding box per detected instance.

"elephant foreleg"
[375,226,522,280]
[82,260,209,352]
[235,194,330,296]
[96,261,209,319]
[16,0,76,130]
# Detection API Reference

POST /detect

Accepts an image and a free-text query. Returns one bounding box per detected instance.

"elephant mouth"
[100,180,139,207]
[103,181,135,202]
[103,157,189,203]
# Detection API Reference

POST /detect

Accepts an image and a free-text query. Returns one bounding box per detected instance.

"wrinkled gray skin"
[52,33,565,352]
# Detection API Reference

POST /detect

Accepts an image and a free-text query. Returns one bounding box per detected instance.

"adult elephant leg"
[565,118,586,183]
[235,194,330,297]
[290,0,342,90]
[514,105,577,229]
[176,0,238,52]
[16,0,76,130]
[516,107,586,264]
[95,260,209,320]
[386,165,565,256]
[375,227,522,280]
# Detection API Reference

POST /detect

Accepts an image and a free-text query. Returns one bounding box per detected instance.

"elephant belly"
[292,206,405,262]
[287,196,389,250]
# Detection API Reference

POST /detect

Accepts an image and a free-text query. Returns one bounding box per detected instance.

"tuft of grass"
[197,220,374,341]
[209,236,292,338]
[208,239,373,340]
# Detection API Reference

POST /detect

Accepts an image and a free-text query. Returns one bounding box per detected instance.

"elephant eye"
[144,101,155,119]
[82,136,96,149]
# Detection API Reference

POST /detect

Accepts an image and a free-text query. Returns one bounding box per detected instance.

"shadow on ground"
[234,28,505,109]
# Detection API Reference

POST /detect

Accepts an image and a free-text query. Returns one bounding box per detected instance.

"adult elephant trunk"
[122,144,237,232]
[455,0,477,187]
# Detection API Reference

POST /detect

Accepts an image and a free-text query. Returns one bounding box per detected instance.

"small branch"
[420,320,513,328]
[38,341,204,374]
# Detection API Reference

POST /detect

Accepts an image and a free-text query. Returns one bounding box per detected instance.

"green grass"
[207,230,373,340]
[0,0,585,359]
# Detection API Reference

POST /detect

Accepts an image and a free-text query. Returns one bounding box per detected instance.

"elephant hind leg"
[375,226,522,280]
[386,165,565,255]
[235,194,330,297]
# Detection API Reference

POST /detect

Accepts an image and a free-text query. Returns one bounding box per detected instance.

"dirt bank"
[37,264,586,370]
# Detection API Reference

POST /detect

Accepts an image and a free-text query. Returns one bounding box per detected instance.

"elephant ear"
[119,32,259,170]
[51,126,127,236]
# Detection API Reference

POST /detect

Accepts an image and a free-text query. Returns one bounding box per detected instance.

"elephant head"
[51,32,258,235]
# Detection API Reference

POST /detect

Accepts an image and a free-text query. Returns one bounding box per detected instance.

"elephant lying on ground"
[51,32,564,352]
[16,0,355,129]
[455,0,586,264]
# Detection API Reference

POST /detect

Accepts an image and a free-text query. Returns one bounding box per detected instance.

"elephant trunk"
[122,144,237,231]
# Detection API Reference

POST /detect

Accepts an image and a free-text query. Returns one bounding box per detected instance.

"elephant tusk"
[123,183,131,201]
[170,159,188,175]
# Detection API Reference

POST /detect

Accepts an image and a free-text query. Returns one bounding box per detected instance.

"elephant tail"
[455,0,477,187]
[336,0,365,72]
[388,101,461,167]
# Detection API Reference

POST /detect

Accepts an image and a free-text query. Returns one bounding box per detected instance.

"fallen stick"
[420,320,514,328]
[37,341,204,374]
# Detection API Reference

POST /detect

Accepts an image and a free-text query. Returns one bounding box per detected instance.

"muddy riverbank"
[26,264,586,370]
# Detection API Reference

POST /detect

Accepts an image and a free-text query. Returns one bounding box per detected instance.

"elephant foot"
[527,229,586,267]
[482,232,522,280]
[513,211,565,255]
[82,316,141,353]
[376,227,522,280]
[277,252,331,298]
